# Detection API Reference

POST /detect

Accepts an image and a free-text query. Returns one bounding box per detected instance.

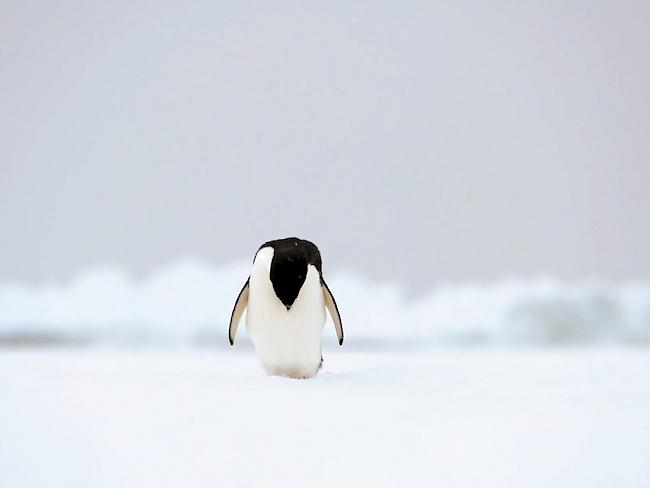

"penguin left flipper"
[322,279,344,345]
[229,278,249,345]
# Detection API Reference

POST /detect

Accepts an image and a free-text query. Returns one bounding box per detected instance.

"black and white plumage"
[229,238,344,378]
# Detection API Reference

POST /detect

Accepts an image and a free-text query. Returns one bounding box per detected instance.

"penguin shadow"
[314,363,410,387]
[258,367,361,383]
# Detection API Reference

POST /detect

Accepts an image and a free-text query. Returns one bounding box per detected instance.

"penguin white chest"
[245,248,326,378]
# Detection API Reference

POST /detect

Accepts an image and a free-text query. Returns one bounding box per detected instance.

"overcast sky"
[1,1,649,290]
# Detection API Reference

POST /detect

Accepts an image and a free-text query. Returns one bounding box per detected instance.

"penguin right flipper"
[322,279,344,345]
[229,278,250,345]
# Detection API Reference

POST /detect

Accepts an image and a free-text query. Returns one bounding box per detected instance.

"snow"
[2,258,648,485]
[1,258,649,345]
[1,347,649,487]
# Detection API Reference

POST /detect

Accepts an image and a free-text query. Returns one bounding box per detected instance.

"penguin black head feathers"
[259,238,322,310]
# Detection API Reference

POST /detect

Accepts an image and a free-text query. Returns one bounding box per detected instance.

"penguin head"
[258,237,322,311]
[270,253,307,310]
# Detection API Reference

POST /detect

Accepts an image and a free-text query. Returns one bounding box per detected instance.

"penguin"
[228,237,344,379]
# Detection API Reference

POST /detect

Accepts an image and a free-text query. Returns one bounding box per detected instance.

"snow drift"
[0,258,648,346]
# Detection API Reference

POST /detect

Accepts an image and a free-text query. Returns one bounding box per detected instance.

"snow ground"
[1,347,649,488]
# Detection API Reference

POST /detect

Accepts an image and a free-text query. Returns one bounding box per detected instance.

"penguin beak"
[285,305,291,311]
